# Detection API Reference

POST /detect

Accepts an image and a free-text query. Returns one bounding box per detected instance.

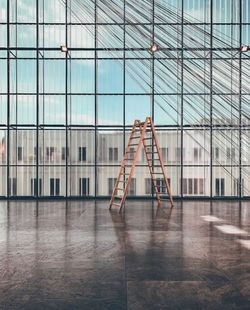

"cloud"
[51,112,122,126]
[0,8,6,20]
[16,0,36,22]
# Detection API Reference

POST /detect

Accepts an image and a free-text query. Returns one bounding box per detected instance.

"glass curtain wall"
[0,0,249,198]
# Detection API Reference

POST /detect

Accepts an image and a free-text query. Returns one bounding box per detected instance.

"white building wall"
[0,128,249,197]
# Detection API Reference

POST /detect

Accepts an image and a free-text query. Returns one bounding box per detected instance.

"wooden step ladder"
[109,117,174,213]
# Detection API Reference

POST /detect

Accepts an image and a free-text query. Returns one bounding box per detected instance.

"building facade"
[0,128,249,197]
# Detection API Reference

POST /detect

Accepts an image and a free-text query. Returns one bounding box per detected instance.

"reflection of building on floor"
[0,128,249,197]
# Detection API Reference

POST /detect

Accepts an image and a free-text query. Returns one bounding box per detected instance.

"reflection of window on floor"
[50,178,60,196]
[46,147,56,161]
[109,147,118,161]
[79,178,89,196]
[78,147,86,161]
[233,178,244,196]
[62,147,69,161]
[31,178,42,196]
[17,146,23,161]
[8,178,17,196]
[183,178,205,195]
[215,178,225,196]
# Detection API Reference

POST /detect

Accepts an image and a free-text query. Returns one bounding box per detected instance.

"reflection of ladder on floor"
[109,117,174,213]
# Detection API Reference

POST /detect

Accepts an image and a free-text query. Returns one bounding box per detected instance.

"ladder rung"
[128,143,139,147]
[143,137,152,140]
[130,136,140,140]
[116,188,124,191]
[146,151,159,154]
[112,203,121,207]
[126,150,137,153]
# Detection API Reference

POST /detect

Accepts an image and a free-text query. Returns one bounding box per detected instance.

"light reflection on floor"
[215,224,248,235]
[237,239,250,250]
[201,215,224,222]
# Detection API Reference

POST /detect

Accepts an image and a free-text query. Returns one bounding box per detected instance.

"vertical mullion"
[7,0,10,198]
[123,0,126,190]
[94,0,98,197]
[151,0,155,198]
[239,0,242,198]
[65,0,68,198]
[210,0,213,198]
[15,0,17,192]
[36,0,39,198]
[180,0,184,198]
[152,0,155,122]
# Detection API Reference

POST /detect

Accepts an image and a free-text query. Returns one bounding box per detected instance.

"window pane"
[69,96,95,125]
[125,96,151,125]
[71,60,95,93]
[98,60,123,93]
[98,96,123,125]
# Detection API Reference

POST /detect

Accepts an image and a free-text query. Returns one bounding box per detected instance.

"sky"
[0,0,249,127]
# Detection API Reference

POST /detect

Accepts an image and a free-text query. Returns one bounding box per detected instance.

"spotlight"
[240,45,249,52]
[60,45,68,52]
[149,43,159,53]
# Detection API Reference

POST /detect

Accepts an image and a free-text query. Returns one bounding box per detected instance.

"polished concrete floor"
[0,200,250,310]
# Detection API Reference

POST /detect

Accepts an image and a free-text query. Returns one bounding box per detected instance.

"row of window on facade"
[15,146,87,162]
[11,146,237,163]
[7,177,243,197]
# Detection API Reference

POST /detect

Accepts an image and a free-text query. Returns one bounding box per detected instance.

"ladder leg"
[109,119,148,211]
[109,121,138,209]
[144,117,174,208]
